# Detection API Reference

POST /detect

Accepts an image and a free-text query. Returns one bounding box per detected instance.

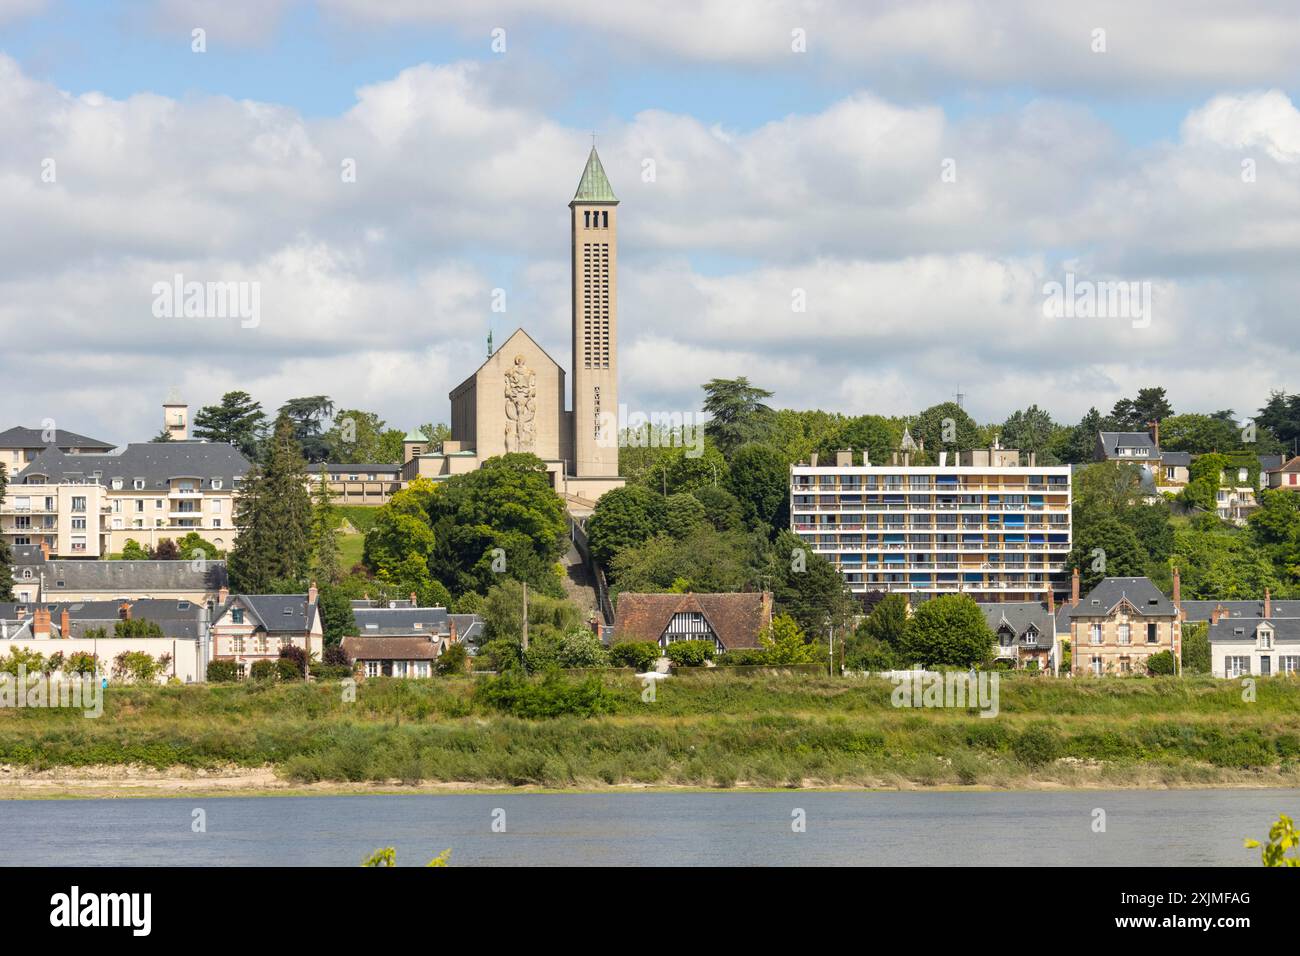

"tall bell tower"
[569,146,619,478]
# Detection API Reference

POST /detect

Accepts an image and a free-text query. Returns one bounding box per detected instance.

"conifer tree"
[228,415,312,593]
[309,466,342,585]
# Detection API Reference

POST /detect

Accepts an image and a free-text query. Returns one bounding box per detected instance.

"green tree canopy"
[193,390,266,459]
[702,377,775,454]
[899,594,994,668]
[227,415,313,593]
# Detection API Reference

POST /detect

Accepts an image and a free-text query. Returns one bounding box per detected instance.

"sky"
[3,0,1300,447]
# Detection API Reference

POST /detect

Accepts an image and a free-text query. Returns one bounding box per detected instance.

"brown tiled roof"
[612,592,773,650]
[340,635,441,661]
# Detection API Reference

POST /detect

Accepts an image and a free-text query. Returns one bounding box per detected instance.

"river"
[4,789,1296,866]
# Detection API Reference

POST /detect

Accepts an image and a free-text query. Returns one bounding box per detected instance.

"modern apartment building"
[790,445,1071,601]
[0,426,115,475]
[1,442,250,556]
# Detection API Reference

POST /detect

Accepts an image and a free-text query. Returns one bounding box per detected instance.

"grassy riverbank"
[2,674,1299,793]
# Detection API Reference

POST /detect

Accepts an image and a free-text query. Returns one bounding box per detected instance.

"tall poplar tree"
[309,466,342,584]
[228,415,312,593]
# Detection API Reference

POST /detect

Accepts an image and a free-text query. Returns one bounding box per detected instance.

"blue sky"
[2,0,1300,444]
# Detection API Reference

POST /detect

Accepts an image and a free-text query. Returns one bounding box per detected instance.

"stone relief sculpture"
[504,354,537,452]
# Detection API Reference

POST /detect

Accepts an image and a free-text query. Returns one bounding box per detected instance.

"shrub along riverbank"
[1,673,1298,790]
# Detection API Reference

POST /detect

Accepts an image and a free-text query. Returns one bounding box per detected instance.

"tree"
[309,467,342,585]
[363,478,439,576]
[176,532,220,561]
[817,415,898,467]
[0,465,12,601]
[149,539,180,560]
[702,377,775,454]
[999,405,1058,461]
[767,529,855,634]
[1056,407,1103,464]
[316,583,356,647]
[1182,452,1229,513]
[759,613,818,664]
[278,395,335,463]
[725,443,790,535]
[1109,387,1173,430]
[610,529,756,595]
[662,492,708,540]
[642,444,729,496]
[1181,622,1211,674]
[1171,525,1283,599]
[325,409,400,464]
[898,594,994,668]
[586,485,667,569]
[912,402,981,455]
[227,415,313,593]
[1067,518,1147,592]
[1160,413,1242,454]
[692,485,745,533]
[193,390,266,459]
[120,539,149,561]
[150,428,173,443]
[857,592,909,650]
[1256,391,1300,451]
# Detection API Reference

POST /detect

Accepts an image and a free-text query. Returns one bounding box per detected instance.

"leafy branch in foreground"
[361,847,451,867]
[1244,814,1300,866]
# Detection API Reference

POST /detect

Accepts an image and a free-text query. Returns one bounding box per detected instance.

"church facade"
[404,148,627,511]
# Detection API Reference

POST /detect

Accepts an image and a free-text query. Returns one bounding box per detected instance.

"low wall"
[0,638,204,683]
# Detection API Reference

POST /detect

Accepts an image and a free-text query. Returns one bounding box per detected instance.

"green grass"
[333,506,382,534]
[337,533,366,569]
[3,674,1299,789]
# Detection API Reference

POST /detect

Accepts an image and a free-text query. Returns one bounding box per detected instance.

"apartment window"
[71,517,86,530]
[136,500,144,512]
[111,479,123,490]
[71,497,86,512]
[212,500,222,514]
[133,479,145,490]
[155,500,163,509]
[212,479,222,490]
[1089,623,1103,645]
[213,518,222,529]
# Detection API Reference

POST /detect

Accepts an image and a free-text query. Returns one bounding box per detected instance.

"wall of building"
[0,637,203,682]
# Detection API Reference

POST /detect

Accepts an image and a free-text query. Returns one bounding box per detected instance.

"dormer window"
[111,478,123,490]
[212,479,222,490]
[133,479,145,490]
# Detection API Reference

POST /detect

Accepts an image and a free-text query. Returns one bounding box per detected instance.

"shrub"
[309,663,353,680]
[665,640,714,667]
[279,644,308,678]
[436,643,469,676]
[112,651,161,684]
[322,645,350,668]
[63,651,98,676]
[275,658,301,682]
[477,638,523,672]
[472,670,616,719]
[1012,724,1060,768]
[714,648,768,666]
[251,660,279,682]
[206,660,240,682]
[1146,650,1177,676]
[609,641,662,672]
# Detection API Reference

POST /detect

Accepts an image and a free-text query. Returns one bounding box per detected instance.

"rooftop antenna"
[486,326,494,359]
[954,386,966,408]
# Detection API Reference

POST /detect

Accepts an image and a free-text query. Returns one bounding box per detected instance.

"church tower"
[569,147,619,478]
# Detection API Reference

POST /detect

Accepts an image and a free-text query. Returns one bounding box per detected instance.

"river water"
[3,789,1295,866]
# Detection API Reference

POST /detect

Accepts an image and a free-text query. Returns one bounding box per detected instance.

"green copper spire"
[572,146,618,203]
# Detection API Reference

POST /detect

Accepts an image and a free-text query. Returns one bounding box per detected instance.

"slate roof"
[341,635,442,661]
[11,544,45,566]
[450,614,483,646]
[1180,600,1300,622]
[0,599,206,640]
[978,601,1055,648]
[41,560,227,594]
[353,607,451,636]
[1271,456,1300,474]
[215,594,317,633]
[18,442,249,488]
[1160,451,1191,467]
[1062,577,1177,618]
[0,426,114,451]
[1258,454,1285,472]
[1097,431,1160,459]
[1209,617,1300,644]
[612,592,773,651]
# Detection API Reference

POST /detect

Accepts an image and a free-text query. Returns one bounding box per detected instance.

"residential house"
[340,603,484,676]
[6,439,250,555]
[979,599,1058,674]
[0,426,115,476]
[1265,456,1300,492]
[208,586,323,679]
[1182,592,1300,678]
[9,549,227,605]
[1058,570,1182,676]
[611,591,773,652]
[1095,430,1162,466]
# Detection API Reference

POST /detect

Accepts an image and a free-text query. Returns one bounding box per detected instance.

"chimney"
[448,617,458,644]
[218,585,229,605]
[39,541,50,560]
[60,608,69,637]
[1172,566,1181,613]
[16,606,26,621]
[1047,587,1055,616]
[1210,604,1226,625]
[119,601,132,621]
[33,608,51,639]
[410,591,419,607]
[1264,588,1272,619]
[809,452,818,468]
[1028,451,1037,467]
[308,581,319,606]
[1071,567,1081,607]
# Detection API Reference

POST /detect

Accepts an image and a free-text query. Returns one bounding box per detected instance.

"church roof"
[402,429,427,442]
[572,147,618,204]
